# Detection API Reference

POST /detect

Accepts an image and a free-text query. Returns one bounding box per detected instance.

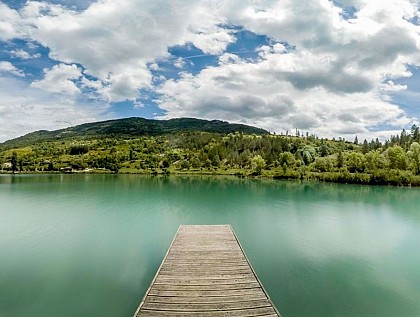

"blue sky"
[1,0,420,142]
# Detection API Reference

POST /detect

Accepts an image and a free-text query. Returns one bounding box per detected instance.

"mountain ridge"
[0,117,268,149]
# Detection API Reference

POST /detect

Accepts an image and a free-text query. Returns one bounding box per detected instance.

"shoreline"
[2,169,420,187]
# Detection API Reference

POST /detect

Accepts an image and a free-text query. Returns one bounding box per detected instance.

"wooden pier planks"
[134,225,281,317]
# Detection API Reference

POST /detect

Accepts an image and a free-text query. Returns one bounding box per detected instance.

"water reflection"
[0,174,419,317]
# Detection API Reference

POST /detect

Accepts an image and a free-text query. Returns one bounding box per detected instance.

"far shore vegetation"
[2,125,420,187]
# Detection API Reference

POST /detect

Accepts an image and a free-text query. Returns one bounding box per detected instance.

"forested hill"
[0,117,268,149]
[2,118,420,186]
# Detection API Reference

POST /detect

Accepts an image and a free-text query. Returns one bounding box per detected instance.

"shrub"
[69,145,89,155]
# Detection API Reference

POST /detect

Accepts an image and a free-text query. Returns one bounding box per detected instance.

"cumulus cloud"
[10,49,41,59]
[0,2,27,41]
[156,47,411,139]
[380,81,408,96]
[0,76,110,142]
[31,63,82,95]
[0,0,420,140]
[154,0,420,139]
[16,0,236,102]
[0,61,25,77]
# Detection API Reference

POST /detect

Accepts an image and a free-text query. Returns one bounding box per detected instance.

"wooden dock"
[134,225,281,317]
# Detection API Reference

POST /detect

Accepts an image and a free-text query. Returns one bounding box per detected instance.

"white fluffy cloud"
[0,76,109,142]
[31,63,82,95]
[0,61,25,77]
[10,49,41,59]
[154,0,420,139]
[156,51,410,139]
[18,0,236,102]
[1,0,420,140]
[0,2,27,41]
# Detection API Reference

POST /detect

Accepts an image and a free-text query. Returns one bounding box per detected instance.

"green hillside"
[2,118,420,187]
[0,117,268,149]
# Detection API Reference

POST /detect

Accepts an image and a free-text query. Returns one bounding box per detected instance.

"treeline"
[1,125,420,186]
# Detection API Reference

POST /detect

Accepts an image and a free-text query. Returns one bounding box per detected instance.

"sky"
[1,0,420,142]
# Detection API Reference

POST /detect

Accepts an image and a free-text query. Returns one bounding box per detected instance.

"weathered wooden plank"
[161,264,250,269]
[154,277,258,285]
[155,275,258,282]
[141,299,274,311]
[133,225,281,317]
[144,294,268,304]
[150,282,260,291]
[147,287,265,297]
[137,306,277,317]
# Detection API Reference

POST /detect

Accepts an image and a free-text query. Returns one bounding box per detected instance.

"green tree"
[278,152,296,167]
[318,144,330,157]
[11,151,18,173]
[47,161,54,171]
[299,145,316,165]
[211,154,220,167]
[336,151,344,168]
[387,146,408,170]
[365,150,386,173]
[161,159,170,169]
[129,148,136,161]
[311,157,334,172]
[346,152,365,173]
[69,145,89,155]
[180,159,190,170]
[239,150,251,168]
[411,124,419,141]
[407,142,420,174]
[400,129,409,148]
[250,155,265,175]
[191,156,201,169]
[362,140,369,154]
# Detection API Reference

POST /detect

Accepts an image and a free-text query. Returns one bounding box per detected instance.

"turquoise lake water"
[1,174,419,317]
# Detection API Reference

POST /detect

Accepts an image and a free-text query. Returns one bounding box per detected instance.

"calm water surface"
[1,174,419,317]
